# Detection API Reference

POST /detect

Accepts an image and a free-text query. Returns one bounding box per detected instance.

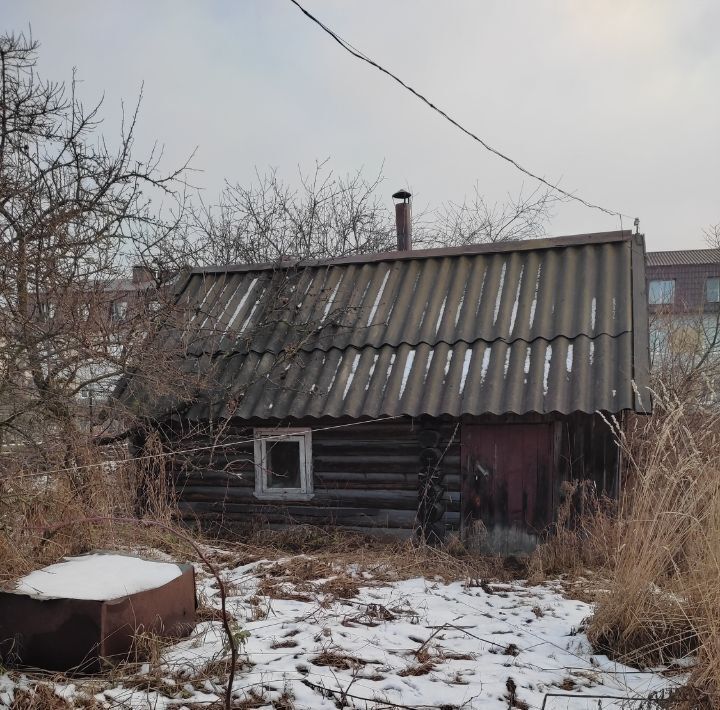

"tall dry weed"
[587,396,720,705]
[529,479,617,580]
[0,443,183,585]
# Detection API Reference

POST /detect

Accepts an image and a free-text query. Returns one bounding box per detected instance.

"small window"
[648,279,675,305]
[706,277,720,303]
[38,301,55,321]
[110,300,128,321]
[253,428,313,500]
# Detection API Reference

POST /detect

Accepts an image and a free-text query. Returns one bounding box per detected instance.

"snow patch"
[226,278,258,332]
[480,347,492,384]
[492,261,507,325]
[342,352,362,400]
[543,343,553,394]
[508,264,524,335]
[366,268,390,327]
[12,554,183,601]
[459,348,472,394]
[399,349,415,398]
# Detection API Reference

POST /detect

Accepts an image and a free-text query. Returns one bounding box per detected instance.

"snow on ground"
[0,558,680,709]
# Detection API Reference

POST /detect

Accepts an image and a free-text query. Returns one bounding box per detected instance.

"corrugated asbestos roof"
[646,249,720,267]
[124,231,651,419]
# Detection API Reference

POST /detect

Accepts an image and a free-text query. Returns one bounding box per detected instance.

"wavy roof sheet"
[128,231,651,418]
[646,248,720,267]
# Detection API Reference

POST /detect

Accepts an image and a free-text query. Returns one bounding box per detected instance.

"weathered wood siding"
[159,412,619,542]
[163,417,461,537]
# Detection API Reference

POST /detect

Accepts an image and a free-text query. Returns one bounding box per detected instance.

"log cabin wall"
[160,411,619,542]
[163,417,461,538]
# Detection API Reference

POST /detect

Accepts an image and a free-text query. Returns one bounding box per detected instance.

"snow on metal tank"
[0,552,196,672]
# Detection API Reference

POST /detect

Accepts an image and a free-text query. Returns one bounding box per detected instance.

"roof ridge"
[190,230,632,275]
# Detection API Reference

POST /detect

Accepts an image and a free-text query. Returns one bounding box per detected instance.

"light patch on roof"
[366,353,379,390]
[239,298,261,334]
[435,295,447,333]
[589,340,595,365]
[459,348,472,394]
[322,275,343,322]
[475,264,488,318]
[200,279,231,329]
[386,352,396,385]
[424,349,435,383]
[591,297,597,330]
[191,279,221,325]
[543,344,553,395]
[399,349,415,398]
[503,347,511,376]
[342,352,362,400]
[508,265,524,335]
[366,268,391,327]
[566,343,574,373]
[225,277,258,332]
[454,289,465,327]
[493,261,507,325]
[443,348,454,382]
[529,264,541,329]
[524,346,531,375]
[480,347,491,384]
[327,355,342,393]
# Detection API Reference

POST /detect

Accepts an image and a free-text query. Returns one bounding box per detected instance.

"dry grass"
[529,479,618,583]
[0,450,191,587]
[9,686,72,709]
[240,524,520,587]
[585,397,720,707]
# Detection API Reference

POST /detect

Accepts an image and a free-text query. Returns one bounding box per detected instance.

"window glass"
[706,277,720,303]
[111,301,128,321]
[648,279,675,305]
[265,440,301,489]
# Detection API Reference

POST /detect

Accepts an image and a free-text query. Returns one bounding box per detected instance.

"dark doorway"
[461,423,554,553]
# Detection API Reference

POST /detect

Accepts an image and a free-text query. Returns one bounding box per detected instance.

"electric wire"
[288,0,633,221]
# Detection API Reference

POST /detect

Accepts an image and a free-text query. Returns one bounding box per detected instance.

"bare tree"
[432,183,560,246]
[0,32,189,459]
[172,161,395,268]
[144,163,560,273]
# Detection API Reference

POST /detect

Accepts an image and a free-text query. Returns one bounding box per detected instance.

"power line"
[288,0,632,221]
[3,415,403,481]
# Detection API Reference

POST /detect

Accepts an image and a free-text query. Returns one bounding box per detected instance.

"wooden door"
[461,423,553,553]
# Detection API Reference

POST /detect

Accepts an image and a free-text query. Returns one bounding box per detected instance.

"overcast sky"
[4,1,719,250]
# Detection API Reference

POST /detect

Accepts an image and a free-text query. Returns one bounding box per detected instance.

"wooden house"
[120,224,651,553]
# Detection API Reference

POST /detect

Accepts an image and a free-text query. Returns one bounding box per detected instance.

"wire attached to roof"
[288,0,633,221]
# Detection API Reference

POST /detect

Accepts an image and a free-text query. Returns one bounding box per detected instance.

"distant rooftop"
[646,249,720,267]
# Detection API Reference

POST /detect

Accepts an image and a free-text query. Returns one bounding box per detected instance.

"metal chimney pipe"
[392,189,412,251]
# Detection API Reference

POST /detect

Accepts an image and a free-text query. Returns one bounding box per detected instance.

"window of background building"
[648,279,675,305]
[706,277,720,303]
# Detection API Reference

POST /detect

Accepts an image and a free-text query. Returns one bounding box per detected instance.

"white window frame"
[253,428,313,500]
[111,300,128,321]
[706,277,720,304]
[648,279,675,305]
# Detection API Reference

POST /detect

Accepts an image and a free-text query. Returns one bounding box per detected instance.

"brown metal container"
[0,558,196,672]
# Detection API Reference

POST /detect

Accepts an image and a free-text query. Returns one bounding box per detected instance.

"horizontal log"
[178,502,419,528]
[179,486,454,510]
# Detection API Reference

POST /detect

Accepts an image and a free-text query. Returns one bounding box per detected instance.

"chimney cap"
[392,189,412,202]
